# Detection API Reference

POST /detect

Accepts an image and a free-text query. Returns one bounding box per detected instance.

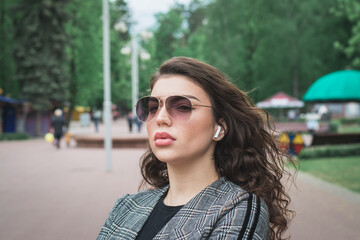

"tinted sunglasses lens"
[166,96,192,122]
[136,97,159,122]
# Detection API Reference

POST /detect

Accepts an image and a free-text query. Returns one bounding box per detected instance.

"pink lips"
[154,132,175,146]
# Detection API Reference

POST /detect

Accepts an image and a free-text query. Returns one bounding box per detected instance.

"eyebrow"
[151,94,201,101]
[183,95,200,101]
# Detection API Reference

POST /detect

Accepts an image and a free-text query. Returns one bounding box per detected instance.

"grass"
[299,156,360,193]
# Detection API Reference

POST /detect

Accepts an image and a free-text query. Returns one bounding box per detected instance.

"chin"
[152,150,180,163]
[154,154,176,163]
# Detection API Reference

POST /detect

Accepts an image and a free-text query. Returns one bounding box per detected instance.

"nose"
[155,103,172,126]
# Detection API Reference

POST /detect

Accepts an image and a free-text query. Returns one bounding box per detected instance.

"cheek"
[146,123,156,150]
[146,121,155,135]
[182,119,214,144]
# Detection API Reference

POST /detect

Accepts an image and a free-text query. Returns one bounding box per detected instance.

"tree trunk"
[0,0,5,92]
[292,67,299,98]
[16,113,26,132]
[16,102,30,132]
[35,110,42,137]
[65,43,76,129]
[65,105,73,129]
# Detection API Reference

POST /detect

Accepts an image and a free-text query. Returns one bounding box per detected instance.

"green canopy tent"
[303,70,360,102]
[303,69,360,118]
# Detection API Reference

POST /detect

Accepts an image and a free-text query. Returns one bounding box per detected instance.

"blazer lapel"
[128,186,169,238]
[154,178,227,239]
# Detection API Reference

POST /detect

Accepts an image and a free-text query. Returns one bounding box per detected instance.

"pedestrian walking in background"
[127,111,133,132]
[135,117,142,133]
[51,109,66,149]
[93,108,101,132]
[97,57,297,240]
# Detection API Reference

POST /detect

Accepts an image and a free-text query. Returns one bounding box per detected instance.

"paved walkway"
[0,119,359,240]
[67,118,148,140]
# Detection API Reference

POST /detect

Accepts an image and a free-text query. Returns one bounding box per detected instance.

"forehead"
[151,75,207,99]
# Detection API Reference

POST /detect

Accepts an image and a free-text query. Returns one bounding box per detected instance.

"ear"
[213,118,227,141]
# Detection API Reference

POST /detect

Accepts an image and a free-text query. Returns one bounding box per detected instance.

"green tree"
[66,0,131,116]
[109,0,131,112]
[13,0,69,136]
[135,3,187,100]
[151,4,186,64]
[192,0,348,102]
[248,0,348,100]
[174,0,209,60]
[332,0,360,69]
[65,0,104,125]
[201,0,269,98]
[0,0,17,97]
[138,34,156,98]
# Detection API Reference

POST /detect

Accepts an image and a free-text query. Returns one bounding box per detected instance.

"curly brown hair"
[140,57,297,240]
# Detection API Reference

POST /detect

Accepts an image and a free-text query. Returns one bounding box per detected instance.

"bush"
[329,119,341,133]
[299,143,360,160]
[0,132,30,141]
[340,118,360,125]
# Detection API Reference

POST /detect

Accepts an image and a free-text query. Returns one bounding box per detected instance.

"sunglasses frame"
[135,95,213,122]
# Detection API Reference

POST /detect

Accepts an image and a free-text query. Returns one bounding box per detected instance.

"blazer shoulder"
[97,187,169,240]
[111,187,168,213]
[210,179,248,202]
[221,181,269,239]
[220,180,269,215]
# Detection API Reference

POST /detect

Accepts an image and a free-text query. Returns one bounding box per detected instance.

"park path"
[0,119,359,240]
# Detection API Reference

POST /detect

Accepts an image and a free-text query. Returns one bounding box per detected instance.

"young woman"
[97,57,296,240]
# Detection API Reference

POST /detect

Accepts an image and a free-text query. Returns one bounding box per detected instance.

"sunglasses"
[136,95,213,122]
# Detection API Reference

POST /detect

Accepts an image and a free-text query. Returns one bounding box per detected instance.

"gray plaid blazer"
[97,178,269,239]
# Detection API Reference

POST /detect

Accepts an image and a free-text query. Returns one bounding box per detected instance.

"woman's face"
[147,75,218,165]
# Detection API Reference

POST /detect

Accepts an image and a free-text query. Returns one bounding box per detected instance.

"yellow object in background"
[65,132,72,147]
[293,133,304,145]
[292,133,305,155]
[279,133,290,151]
[44,133,54,143]
[279,133,290,144]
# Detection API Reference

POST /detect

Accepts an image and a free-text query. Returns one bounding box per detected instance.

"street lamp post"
[131,35,139,117]
[120,28,152,118]
[102,0,112,172]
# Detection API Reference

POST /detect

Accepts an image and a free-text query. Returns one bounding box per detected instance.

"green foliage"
[339,125,360,133]
[152,4,186,63]
[13,0,70,110]
[200,0,348,101]
[331,0,360,69]
[109,0,132,110]
[202,0,264,92]
[329,118,360,132]
[146,0,350,103]
[339,118,360,125]
[65,0,104,108]
[2,0,131,118]
[329,119,342,132]
[0,0,18,97]
[0,132,29,141]
[64,0,131,112]
[138,39,156,98]
[136,3,187,101]
[1,0,358,117]
[338,118,360,133]
[299,143,360,159]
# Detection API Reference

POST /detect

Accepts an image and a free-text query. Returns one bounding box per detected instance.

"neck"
[164,158,219,206]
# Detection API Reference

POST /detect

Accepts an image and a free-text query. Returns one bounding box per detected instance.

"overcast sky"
[125,0,192,32]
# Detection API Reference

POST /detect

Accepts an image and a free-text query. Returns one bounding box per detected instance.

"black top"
[51,116,65,135]
[136,194,183,240]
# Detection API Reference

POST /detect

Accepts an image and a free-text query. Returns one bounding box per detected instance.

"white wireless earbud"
[214,125,221,139]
